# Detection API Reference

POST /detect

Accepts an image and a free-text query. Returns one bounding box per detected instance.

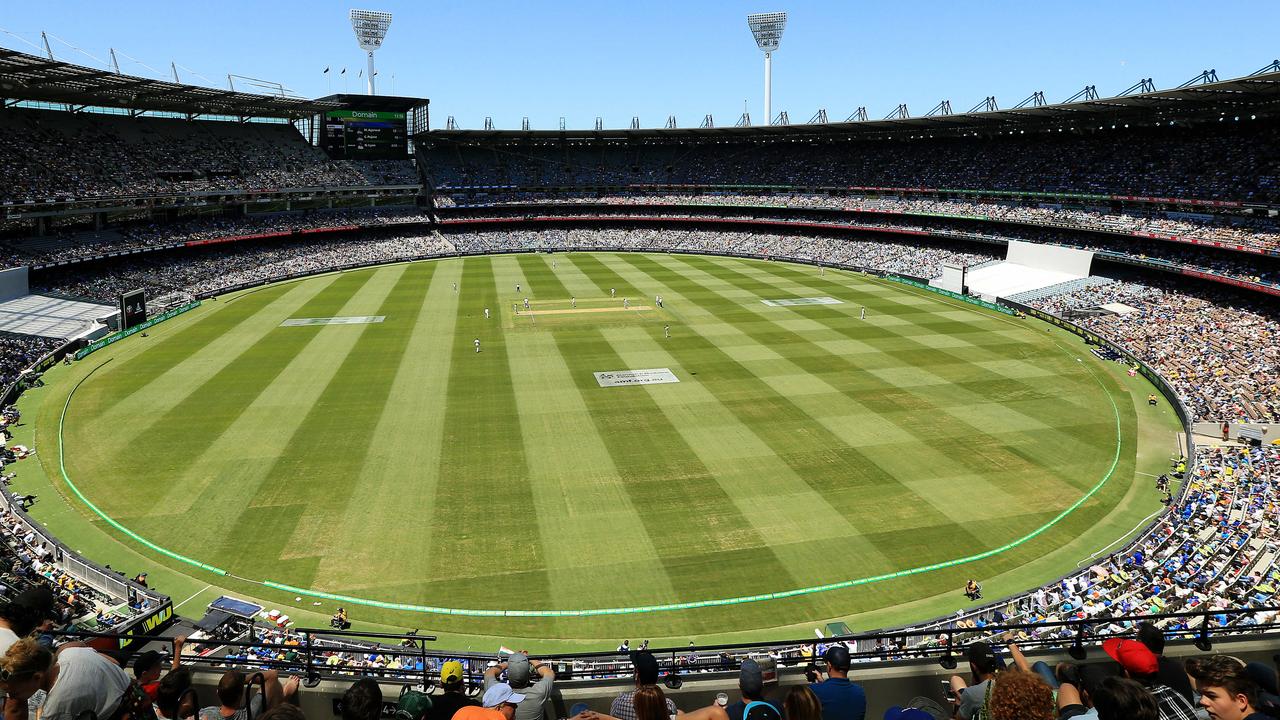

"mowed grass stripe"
[731,259,1115,492]
[316,259,463,593]
[596,254,998,545]
[231,263,437,590]
[640,254,1131,603]
[424,256,553,606]
[68,271,369,514]
[490,255,680,613]
[548,255,892,574]
[513,254,818,620]
[76,281,299,411]
[122,268,401,548]
[82,279,337,454]
[639,254,1087,532]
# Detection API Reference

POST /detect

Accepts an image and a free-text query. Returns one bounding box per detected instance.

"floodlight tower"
[350,9,393,95]
[747,12,787,125]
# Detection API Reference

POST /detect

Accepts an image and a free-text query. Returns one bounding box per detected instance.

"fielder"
[610,288,615,298]
[523,298,530,310]
[516,283,521,293]
[664,324,670,339]
[623,298,629,309]
[474,338,481,353]
[571,297,576,308]
[452,282,458,293]
[860,307,866,320]
[484,308,490,319]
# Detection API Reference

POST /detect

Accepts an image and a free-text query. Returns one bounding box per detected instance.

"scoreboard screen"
[321,109,408,159]
[120,289,147,330]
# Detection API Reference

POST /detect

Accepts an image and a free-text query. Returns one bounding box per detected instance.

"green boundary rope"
[54,284,1125,618]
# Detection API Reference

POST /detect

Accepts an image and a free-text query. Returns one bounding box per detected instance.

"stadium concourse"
[1,51,1280,720]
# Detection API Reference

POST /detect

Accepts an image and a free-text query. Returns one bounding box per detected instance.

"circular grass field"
[30,252,1177,646]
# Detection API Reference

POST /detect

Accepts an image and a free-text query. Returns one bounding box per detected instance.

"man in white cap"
[453,683,524,720]
[483,653,554,720]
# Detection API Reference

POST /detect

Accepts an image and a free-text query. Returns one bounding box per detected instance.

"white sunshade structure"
[747,12,787,125]
[350,9,393,95]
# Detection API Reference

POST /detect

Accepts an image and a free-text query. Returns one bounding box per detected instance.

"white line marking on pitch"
[173,584,213,611]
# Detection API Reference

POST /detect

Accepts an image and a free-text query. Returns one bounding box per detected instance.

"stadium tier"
[2,43,1280,720]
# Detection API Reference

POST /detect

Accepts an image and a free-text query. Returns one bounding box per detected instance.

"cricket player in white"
[571,297,576,308]
[610,288,615,298]
[860,307,866,320]
[474,339,481,353]
[516,283,521,293]
[452,282,457,293]
[484,308,490,319]
[664,324,670,339]
[623,298,629,309]
[524,298,530,310]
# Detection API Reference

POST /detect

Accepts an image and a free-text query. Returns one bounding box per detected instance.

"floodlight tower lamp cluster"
[747,12,787,126]
[350,9,392,95]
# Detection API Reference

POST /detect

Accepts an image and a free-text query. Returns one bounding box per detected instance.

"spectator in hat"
[342,679,382,720]
[483,653,554,720]
[611,651,677,720]
[727,659,780,720]
[1101,639,1197,720]
[1136,623,1194,704]
[429,661,480,720]
[950,642,1002,720]
[456,683,526,720]
[1187,656,1266,720]
[810,645,866,720]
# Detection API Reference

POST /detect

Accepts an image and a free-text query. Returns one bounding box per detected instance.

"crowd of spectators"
[0,108,418,202]
[1028,278,1280,422]
[422,121,1280,202]
[0,335,60,392]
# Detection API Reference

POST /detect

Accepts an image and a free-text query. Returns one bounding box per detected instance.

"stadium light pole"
[747,12,787,125]
[350,9,392,95]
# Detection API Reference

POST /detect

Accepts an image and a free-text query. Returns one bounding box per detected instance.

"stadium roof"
[425,65,1280,140]
[314,94,429,112]
[0,47,336,118]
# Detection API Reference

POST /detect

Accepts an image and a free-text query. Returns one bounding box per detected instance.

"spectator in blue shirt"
[809,645,866,720]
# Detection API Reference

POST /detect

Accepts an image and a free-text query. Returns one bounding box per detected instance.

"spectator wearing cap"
[727,659,780,720]
[950,642,1002,720]
[611,651,677,720]
[1136,623,1194,704]
[430,661,480,720]
[342,679,382,720]
[810,645,866,720]
[483,653,554,720]
[1101,639,1196,720]
[1187,656,1267,720]
[456,683,525,720]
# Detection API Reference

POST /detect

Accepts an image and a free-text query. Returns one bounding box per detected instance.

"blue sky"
[4,1,1278,130]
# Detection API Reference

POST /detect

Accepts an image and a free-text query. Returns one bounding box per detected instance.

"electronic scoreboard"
[120,289,147,330]
[321,109,408,159]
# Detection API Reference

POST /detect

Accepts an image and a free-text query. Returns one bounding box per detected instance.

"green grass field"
[13,252,1183,651]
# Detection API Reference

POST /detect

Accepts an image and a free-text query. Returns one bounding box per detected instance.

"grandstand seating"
[0,108,417,202]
